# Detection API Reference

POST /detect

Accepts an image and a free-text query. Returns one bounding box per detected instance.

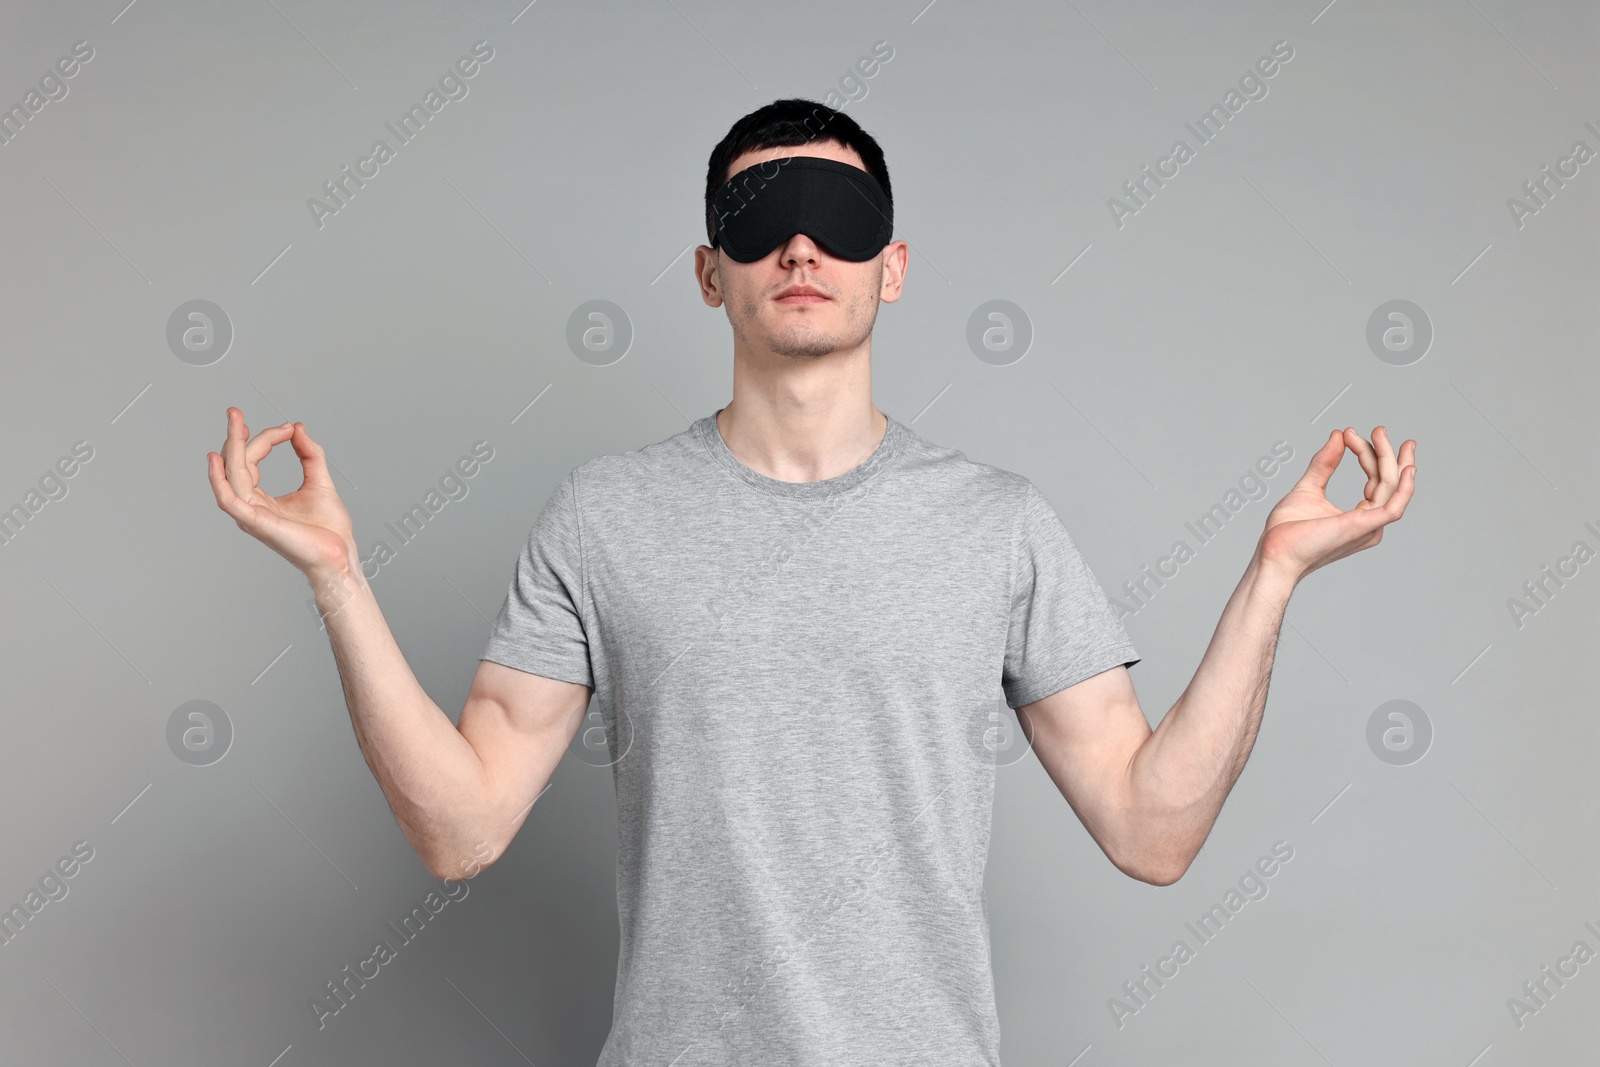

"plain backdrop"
[0,1,1595,1064]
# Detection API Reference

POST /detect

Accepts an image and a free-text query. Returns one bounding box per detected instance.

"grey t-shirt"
[481,409,1139,1066]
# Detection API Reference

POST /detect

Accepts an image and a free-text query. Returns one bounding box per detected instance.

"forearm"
[309,548,494,879]
[1123,545,1299,879]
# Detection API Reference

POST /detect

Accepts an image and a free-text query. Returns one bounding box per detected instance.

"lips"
[775,285,829,303]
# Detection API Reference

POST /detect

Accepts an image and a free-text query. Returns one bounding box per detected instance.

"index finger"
[1344,427,1380,500]
[222,407,285,502]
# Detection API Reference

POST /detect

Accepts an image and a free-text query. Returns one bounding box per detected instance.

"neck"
[716,362,885,485]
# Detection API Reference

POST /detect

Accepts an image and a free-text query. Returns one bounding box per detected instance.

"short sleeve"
[480,469,594,688]
[1002,481,1139,709]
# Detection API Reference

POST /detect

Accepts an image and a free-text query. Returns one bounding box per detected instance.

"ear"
[694,246,725,308]
[878,240,909,303]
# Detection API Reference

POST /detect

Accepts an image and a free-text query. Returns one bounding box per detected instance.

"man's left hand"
[1258,425,1418,582]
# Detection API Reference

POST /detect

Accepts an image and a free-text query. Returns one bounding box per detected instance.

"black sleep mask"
[711,155,893,263]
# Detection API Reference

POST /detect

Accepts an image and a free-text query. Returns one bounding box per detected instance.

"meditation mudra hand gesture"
[1258,425,1417,583]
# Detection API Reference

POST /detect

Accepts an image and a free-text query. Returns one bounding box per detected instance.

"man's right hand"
[206,406,586,880]
[206,407,357,579]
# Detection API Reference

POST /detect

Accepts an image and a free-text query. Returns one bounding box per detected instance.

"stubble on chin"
[733,283,878,360]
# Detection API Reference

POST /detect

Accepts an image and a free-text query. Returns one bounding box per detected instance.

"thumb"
[1292,430,1344,494]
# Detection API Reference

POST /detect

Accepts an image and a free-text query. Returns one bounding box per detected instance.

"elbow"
[1119,791,1204,886]
[1136,859,1189,887]
[424,852,498,883]
[423,856,468,882]
[422,834,503,883]
[1117,827,1197,887]
[1107,847,1188,887]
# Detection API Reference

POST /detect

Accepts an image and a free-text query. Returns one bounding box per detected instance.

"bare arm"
[310,554,591,879]
[1018,556,1294,886]
[1021,426,1417,886]
[207,407,590,880]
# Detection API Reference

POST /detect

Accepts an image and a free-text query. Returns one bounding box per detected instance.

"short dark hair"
[703,98,893,248]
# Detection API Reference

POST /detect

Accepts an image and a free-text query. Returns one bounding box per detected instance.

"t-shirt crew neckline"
[695,406,906,501]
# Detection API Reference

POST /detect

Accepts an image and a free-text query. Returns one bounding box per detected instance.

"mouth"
[774,285,830,305]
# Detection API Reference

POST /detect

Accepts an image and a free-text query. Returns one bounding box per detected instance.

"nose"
[778,232,824,267]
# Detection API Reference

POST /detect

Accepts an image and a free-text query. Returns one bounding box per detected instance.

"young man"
[207,99,1416,1065]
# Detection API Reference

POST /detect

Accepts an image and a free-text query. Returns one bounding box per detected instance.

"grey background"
[1,0,1595,1064]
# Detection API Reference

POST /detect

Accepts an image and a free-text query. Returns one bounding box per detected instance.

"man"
[207,98,1416,1065]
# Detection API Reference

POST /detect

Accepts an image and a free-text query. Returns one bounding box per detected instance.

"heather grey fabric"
[482,408,1140,1066]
